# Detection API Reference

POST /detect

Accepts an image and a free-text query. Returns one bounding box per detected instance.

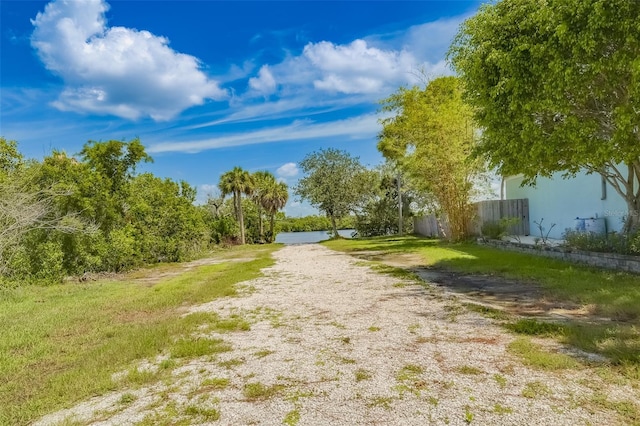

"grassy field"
[324,236,640,365]
[0,244,278,426]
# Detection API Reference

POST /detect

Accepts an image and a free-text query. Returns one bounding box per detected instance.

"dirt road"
[36,244,636,425]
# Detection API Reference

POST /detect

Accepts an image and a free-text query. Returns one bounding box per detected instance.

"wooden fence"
[413,198,530,238]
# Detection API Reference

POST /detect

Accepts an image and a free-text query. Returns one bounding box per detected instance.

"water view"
[275,229,356,245]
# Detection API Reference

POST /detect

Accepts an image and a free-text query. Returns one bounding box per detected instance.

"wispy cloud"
[148,113,380,154]
[31,0,226,121]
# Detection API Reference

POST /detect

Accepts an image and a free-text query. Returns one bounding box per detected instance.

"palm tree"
[262,181,289,243]
[218,167,255,244]
[251,171,276,242]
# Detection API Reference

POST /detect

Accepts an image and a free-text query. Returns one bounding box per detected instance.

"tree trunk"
[601,161,640,234]
[330,214,338,238]
[258,206,264,242]
[236,191,245,244]
[269,214,275,243]
[623,197,640,234]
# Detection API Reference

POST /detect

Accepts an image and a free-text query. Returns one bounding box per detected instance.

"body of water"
[275,229,356,245]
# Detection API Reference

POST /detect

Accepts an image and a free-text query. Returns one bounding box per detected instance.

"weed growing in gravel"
[508,337,580,370]
[396,364,424,381]
[243,382,285,400]
[218,358,245,369]
[407,323,421,334]
[339,357,357,364]
[283,409,301,425]
[254,349,275,358]
[493,374,507,388]
[493,403,513,414]
[463,406,474,423]
[286,389,316,402]
[367,396,394,410]
[368,326,381,332]
[330,321,346,329]
[183,404,221,422]
[522,381,552,398]
[137,402,183,426]
[56,416,83,426]
[200,377,230,390]
[444,304,463,322]
[118,393,137,405]
[355,368,372,382]
[457,365,483,375]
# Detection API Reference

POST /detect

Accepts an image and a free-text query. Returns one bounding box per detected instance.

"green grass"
[505,319,566,337]
[0,244,278,426]
[464,303,512,320]
[508,337,581,370]
[171,338,232,358]
[324,236,640,365]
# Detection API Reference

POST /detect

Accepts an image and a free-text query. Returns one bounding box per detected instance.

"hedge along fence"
[414,199,530,238]
[480,239,640,274]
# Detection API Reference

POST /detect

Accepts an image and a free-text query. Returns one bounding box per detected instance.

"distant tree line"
[277,215,355,233]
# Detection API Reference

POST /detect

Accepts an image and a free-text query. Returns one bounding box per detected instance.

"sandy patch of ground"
[36,245,637,426]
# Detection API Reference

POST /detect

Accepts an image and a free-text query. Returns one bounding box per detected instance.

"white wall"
[505,170,628,239]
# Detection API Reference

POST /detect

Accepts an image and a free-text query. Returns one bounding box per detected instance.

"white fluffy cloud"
[303,40,417,94]
[31,0,226,120]
[243,37,445,102]
[248,65,276,95]
[276,162,299,178]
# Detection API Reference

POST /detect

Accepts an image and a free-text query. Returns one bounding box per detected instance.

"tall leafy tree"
[355,165,413,237]
[262,180,289,242]
[219,167,255,244]
[78,138,152,233]
[378,77,484,241]
[295,148,371,237]
[448,0,640,232]
[252,171,276,242]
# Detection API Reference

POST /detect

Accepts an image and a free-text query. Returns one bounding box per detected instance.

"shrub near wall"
[481,239,640,274]
[563,230,640,256]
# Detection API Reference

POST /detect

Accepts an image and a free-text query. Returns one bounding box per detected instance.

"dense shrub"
[1,139,216,284]
[480,221,505,240]
[480,217,521,240]
[563,230,640,255]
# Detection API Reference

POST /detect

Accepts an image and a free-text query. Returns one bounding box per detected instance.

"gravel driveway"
[36,244,636,425]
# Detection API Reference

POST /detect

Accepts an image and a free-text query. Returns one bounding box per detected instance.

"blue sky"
[1,0,483,215]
